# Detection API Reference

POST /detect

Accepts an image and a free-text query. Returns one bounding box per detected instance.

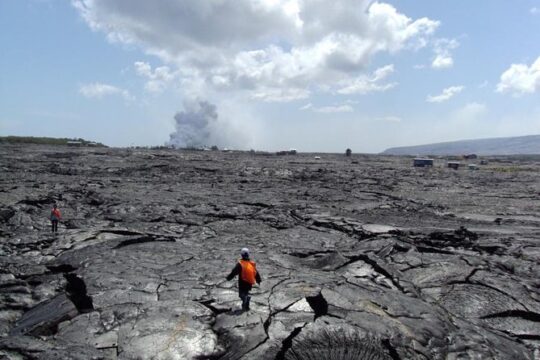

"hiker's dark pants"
[51,220,58,233]
[239,289,251,310]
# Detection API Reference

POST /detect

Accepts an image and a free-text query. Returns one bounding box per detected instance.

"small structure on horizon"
[448,161,460,170]
[463,154,478,160]
[276,149,298,156]
[345,148,352,157]
[468,164,478,170]
[413,158,434,167]
[67,141,82,147]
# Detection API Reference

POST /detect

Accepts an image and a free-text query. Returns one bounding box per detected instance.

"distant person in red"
[226,248,261,311]
[50,203,61,233]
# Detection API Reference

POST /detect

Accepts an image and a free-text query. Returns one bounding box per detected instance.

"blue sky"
[1,0,539,152]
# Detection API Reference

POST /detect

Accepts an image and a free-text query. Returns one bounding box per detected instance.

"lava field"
[0,144,539,359]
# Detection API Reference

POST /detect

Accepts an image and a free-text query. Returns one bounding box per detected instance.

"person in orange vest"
[50,203,61,233]
[226,248,261,311]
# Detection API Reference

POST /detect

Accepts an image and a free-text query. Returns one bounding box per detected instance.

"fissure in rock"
[274,325,306,360]
[480,310,540,322]
[113,235,175,249]
[64,273,94,313]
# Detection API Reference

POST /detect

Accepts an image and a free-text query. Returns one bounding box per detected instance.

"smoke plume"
[167,101,218,148]
[167,100,251,149]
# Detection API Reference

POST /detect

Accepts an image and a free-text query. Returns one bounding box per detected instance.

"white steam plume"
[167,100,250,149]
[167,101,217,148]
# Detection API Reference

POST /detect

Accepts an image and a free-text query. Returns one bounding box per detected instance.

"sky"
[1,0,539,152]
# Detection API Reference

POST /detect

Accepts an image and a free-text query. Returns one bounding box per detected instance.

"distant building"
[413,158,433,167]
[447,161,460,169]
[276,149,297,155]
[345,148,352,157]
[314,156,321,160]
[468,164,478,170]
[480,160,489,165]
[87,142,98,147]
[67,141,82,147]
[463,154,478,159]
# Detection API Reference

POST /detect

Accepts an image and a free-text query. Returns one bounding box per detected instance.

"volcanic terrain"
[0,144,539,359]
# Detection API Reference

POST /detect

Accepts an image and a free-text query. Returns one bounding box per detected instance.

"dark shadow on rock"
[64,273,93,313]
[305,290,328,319]
[46,264,77,274]
[229,309,246,316]
[197,299,232,315]
[427,226,478,249]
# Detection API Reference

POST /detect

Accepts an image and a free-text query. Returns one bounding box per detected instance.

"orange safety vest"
[239,259,257,285]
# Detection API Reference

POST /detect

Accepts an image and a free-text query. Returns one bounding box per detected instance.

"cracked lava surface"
[0,145,539,359]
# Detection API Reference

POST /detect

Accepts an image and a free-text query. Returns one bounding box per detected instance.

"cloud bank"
[73,0,439,101]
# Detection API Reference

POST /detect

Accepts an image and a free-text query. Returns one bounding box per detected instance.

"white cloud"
[531,7,539,15]
[426,85,464,103]
[432,55,453,69]
[315,105,354,113]
[300,102,353,113]
[134,61,178,93]
[337,64,397,95]
[252,87,310,102]
[79,82,133,100]
[72,0,439,101]
[496,56,540,95]
[431,38,459,69]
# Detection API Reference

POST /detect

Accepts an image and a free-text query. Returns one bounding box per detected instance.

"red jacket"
[50,208,61,221]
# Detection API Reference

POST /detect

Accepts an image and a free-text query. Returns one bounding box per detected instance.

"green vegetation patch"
[0,136,106,147]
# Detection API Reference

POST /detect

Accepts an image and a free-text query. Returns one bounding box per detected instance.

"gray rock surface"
[0,144,539,359]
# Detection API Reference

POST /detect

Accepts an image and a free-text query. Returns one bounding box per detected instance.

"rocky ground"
[0,144,539,360]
